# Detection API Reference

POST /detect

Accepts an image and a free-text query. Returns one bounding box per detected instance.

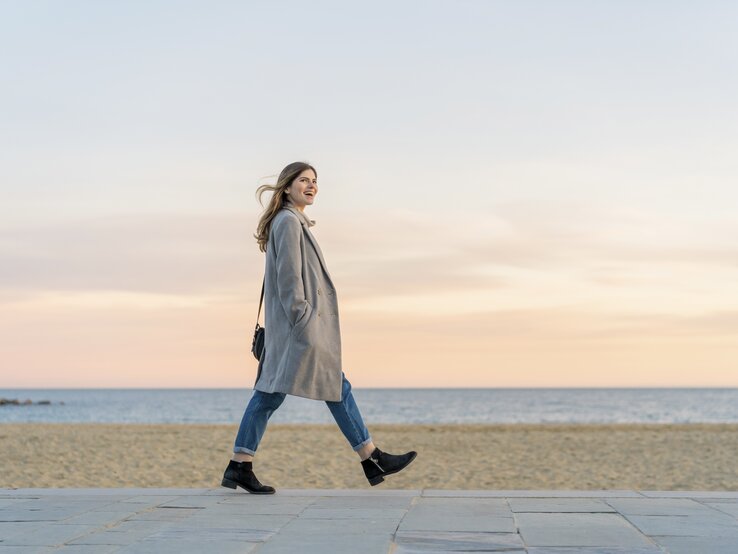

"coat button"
[317,289,322,295]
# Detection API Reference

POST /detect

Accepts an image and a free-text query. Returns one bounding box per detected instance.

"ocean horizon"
[1,387,737,425]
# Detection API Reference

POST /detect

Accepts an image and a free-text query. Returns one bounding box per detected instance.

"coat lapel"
[283,205,334,287]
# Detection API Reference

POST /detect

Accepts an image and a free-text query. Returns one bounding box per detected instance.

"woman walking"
[222,161,417,494]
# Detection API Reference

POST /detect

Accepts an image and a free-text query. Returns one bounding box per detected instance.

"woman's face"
[285,169,318,210]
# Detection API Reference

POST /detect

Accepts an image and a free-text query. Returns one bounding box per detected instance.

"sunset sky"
[1,2,737,388]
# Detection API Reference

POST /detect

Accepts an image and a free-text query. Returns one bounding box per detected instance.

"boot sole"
[221,477,276,494]
[368,451,418,486]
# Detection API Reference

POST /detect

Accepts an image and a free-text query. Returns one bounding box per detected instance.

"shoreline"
[2,423,737,490]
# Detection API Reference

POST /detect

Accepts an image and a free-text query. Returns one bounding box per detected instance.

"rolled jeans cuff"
[352,436,373,452]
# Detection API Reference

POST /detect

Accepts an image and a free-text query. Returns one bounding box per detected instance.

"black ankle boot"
[360,447,417,486]
[221,460,275,494]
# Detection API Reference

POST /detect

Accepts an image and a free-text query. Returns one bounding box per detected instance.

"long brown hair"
[254,161,317,253]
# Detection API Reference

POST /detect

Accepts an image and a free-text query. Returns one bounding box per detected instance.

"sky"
[1,1,737,388]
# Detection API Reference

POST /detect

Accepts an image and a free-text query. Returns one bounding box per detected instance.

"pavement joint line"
[389,491,419,545]
[613,510,665,550]
[703,503,738,520]
[504,497,522,538]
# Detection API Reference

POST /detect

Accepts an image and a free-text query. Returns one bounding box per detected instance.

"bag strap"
[256,275,265,326]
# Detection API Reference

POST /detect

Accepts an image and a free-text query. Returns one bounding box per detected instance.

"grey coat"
[253,203,343,401]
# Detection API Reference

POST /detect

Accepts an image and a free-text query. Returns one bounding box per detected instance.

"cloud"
[0,204,736,307]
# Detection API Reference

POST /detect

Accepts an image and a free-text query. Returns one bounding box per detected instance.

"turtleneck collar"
[283,200,316,228]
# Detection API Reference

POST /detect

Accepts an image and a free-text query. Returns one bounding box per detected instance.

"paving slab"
[0,509,86,523]
[0,499,36,509]
[254,516,399,554]
[266,488,420,497]
[213,499,315,515]
[516,512,655,548]
[422,489,644,498]
[0,523,101,546]
[0,521,45,540]
[0,488,736,552]
[651,535,738,554]
[508,498,617,513]
[124,507,203,521]
[56,510,140,525]
[623,513,738,537]
[271,515,400,535]
[308,495,414,509]
[394,530,525,552]
[640,490,738,498]
[298,507,408,519]
[605,497,721,516]
[55,546,121,553]
[116,540,258,553]
[256,531,393,554]
[150,495,225,508]
[528,546,660,554]
[0,489,203,497]
[398,497,516,533]
[704,501,738,518]
[0,546,56,554]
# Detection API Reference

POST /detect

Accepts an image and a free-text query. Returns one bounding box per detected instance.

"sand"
[1,423,737,490]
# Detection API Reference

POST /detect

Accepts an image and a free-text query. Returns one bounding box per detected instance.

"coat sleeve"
[272,214,311,327]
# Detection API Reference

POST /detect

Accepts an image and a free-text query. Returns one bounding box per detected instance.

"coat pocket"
[293,301,314,333]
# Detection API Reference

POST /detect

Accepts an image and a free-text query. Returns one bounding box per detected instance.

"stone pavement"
[1,488,738,553]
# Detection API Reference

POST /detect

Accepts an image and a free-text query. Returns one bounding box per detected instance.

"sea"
[1,388,737,425]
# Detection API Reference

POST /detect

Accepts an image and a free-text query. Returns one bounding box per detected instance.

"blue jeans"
[233,371,372,456]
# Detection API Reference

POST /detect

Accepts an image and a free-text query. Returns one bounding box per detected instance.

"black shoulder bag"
[251,276,265,361]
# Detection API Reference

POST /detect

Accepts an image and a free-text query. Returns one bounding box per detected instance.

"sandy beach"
[1,423,737,490]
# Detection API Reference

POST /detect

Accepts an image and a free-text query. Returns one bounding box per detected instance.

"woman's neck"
[284,199,305,212]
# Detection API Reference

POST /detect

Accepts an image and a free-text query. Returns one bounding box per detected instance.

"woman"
[222,161,417,494]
